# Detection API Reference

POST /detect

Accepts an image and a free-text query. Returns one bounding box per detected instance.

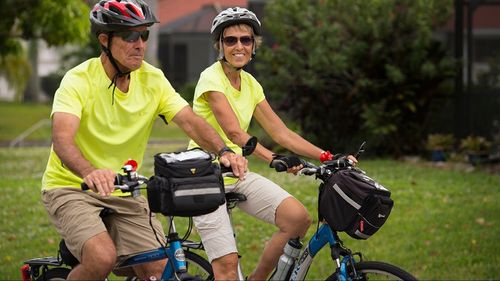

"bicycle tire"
[124,251,213,281]
[184,251,214,280]
[35,267,70,281]
[326,261,417,281]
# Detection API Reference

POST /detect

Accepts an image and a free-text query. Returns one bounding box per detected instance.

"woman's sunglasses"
[114,30,150,42]
[222,36,254,47]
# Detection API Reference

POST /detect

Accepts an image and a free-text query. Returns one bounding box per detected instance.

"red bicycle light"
[124,159,138,171]
[319,151,333,163]
[20,264,30,281]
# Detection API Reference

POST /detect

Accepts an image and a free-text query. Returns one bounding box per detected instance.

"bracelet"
[217,146,235,158]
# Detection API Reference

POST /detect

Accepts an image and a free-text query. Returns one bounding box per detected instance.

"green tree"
[0,0,90,102]
[256,0,456,157]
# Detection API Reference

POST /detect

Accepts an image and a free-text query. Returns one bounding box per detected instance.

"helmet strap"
[102,33,131,105]
[221,59,242,72]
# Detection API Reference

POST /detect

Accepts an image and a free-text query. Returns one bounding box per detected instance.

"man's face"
[102,26,149,71]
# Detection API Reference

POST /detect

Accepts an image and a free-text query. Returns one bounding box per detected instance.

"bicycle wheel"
[184,251,214,281]
[326,261,417,281]
[35,267,71,281]
[124,251,213,281]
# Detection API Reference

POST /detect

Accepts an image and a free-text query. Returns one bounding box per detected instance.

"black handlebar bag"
[318,168,393,239]
[147,148,225,217]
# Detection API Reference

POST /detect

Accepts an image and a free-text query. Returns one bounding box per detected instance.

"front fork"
[331,245,364,281]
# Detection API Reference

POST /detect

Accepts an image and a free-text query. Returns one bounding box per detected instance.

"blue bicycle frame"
[288,223,356,281]
[115,239,186,280]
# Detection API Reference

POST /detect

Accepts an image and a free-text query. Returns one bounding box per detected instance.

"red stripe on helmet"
[104,1,145,19]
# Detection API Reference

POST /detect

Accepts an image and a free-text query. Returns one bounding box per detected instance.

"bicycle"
[222,143,417,281]
[21,162,214,281]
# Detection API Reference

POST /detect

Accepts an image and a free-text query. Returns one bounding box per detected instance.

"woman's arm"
[206,91,276,162]
[172,105,247,179]
[253,99,323,160]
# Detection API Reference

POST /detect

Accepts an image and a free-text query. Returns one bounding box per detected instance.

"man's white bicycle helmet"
[211,7,261,41]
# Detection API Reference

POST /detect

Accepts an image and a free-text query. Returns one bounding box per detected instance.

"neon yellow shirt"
[188,61,265,184]
[42,58,188,194]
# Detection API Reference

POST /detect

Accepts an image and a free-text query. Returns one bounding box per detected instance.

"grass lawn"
[0,101,187,145]
[0,102,499,280]
[0,144,498,280]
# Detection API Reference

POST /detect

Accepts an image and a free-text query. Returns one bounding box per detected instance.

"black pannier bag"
[318,168,394,240]
[147,148,225,217]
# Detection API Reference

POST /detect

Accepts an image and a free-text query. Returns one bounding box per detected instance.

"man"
[41,1,247,280]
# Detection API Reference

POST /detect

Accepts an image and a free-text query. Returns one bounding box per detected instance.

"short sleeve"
[157,77,189,123]
[51,71,86,119]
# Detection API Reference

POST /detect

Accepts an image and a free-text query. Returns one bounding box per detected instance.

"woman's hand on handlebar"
[269,154,304,174]
[346,154,358,166]
[82,168,116,196]
[219,152,248,181]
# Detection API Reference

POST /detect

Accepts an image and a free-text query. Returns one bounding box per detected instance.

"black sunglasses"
[114,30,150,42]
[222,36,254,47]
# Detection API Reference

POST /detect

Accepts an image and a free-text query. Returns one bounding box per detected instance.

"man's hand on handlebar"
[82,168,116,196]
[219,152,248,181]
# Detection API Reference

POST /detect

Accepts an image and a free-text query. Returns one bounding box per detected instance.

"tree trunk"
[23,39,40,102]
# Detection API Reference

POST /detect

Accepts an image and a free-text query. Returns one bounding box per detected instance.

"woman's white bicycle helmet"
[211,7,261,41]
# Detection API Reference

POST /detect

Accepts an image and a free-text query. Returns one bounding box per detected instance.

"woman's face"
[221,25,254,68]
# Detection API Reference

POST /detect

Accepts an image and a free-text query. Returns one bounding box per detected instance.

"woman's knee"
[275,197,312,235]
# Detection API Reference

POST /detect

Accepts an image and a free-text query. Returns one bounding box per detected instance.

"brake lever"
[354,141,366,159]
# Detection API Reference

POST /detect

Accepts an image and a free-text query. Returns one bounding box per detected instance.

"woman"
[188,7,357,280]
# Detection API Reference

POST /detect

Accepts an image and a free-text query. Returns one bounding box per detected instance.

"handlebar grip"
[272,161,288,172]
[220,164,232,174]
[81,174,123,191]
[81,182,89,191]
[326,156,353,169]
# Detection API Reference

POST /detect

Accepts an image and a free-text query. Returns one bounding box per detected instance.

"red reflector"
[360,220,364,232]
[20,264,31,281]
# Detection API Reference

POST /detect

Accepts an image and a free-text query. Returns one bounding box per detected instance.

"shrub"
[256,0,455,157]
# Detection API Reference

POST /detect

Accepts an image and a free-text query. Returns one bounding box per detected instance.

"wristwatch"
[217,146,235,157]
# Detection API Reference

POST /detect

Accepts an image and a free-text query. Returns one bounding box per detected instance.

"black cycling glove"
[269,154,303,172]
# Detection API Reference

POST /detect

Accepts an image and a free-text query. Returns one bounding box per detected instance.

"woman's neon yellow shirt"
[188,61,265,184]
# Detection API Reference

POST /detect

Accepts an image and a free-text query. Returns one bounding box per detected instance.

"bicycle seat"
[225,192,247,209]
[99,207,115,217]
[59,240,79,267]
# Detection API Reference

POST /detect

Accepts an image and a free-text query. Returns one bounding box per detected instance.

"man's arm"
[172,106,247,179]
[52,112,115,196]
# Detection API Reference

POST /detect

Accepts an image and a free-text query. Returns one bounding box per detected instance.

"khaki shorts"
[192,172,292,262]
[42,188,166,261]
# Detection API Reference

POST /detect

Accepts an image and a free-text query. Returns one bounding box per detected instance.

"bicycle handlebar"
[81,173,149,194]
[277,141,367,178]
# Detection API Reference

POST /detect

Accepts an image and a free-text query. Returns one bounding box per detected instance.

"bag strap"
[317,182,325,231]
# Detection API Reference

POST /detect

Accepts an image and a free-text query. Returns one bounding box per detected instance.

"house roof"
[443,4,500,31]
[157,0,247,25]
[159,4,222,34]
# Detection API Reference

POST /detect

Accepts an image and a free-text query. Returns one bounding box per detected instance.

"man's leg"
[67,232,116,280]
[132,259,168,280]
